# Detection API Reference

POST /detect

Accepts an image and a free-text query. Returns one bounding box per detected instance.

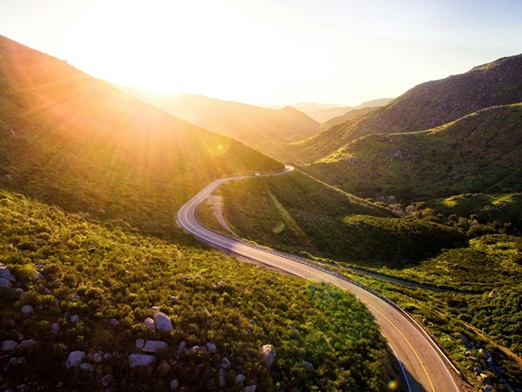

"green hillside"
[205,170,465,266]
[114,89,320,162]
[212,168,522,389]
[0,35,283,240]
[0,35,399,391]
[290,53,522,164]
[0,189,393,391]
[304,104,522,202]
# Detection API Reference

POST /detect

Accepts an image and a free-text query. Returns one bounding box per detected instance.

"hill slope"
[114,89,320,161]
[290,53,522,163]
[304,104,522,201]
[0,35,283,239]
[0,188,393,391]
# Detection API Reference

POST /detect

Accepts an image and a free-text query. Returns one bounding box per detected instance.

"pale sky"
[1,0,521,106]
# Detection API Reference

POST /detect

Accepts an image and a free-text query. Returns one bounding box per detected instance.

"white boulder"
[128,354,157,368]
[144,317,156,331]
[141,340,168,353]
[170,379,180,390]
[1,340,18,351]
[21,305,33,314]
[154,312,173,332]
[66,351,85,369]
[261,345,276,368]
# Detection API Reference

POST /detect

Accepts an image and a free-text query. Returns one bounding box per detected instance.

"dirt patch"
[206,195,237,237]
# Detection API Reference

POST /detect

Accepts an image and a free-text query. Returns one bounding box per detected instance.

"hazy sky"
[1,0,521,106]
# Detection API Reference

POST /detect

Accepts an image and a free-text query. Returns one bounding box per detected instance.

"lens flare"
[387,380,399,390]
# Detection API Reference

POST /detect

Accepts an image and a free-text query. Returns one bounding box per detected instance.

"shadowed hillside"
[114,88,320,161]
[0,35,283,239]
[290,53,522,163]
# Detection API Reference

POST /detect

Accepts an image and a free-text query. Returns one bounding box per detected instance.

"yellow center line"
[365,301,436,392]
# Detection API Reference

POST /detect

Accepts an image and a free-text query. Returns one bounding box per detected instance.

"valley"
[0,32,521,392]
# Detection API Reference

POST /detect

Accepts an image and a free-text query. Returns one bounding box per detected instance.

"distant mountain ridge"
[114,88,320,161]
[289,99,393,123]
[291,54,522,164]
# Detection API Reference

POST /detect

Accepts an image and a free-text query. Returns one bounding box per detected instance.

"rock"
[135,339,145,349]
[66,351,85,369]
[141,340,168,353]
[150,306,160,312]
[80,363,93,371]
[218,368,226,387]
[154,312,173,332]
[235,374,246,383]
[87,352,103,363]
[157,360,171,376]
[1,340,18,351]
[221,357,231,369]
[15,288,25,294]
[144,317,156,331]
[42,287,52,295]
[21,305,33,314]
[5,356,26,370]
[244,386,257,392]
[261,345,276,368]
[169,296,179,304]
[170,379,180,390]
[70,315,79,323]
[188,345,203,354]
[0,263,16,283]
[304,361,314,371]
[177,341,187,354]
[17,340,36,350]
[0,277,13,288]
[206,342,217,353]
[101,374,114,387]
[50,323,60,334]
[54,298,60,306]
[128,354,157,368]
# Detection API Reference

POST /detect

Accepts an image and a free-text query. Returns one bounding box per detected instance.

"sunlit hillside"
[0,35,398,392]
[113,88,321,162]
[0,35,283,239]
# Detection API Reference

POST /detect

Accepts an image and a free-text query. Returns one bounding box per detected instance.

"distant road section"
[177,167,461,392]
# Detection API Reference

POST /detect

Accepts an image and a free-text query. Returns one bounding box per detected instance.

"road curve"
[177,168,461,392]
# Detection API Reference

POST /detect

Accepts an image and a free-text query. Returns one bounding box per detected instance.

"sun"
[60,0,288,102]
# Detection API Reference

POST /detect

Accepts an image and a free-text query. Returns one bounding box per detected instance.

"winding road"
[177,167,462,392]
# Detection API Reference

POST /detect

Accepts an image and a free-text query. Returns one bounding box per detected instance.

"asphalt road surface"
[177,168,462,392]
